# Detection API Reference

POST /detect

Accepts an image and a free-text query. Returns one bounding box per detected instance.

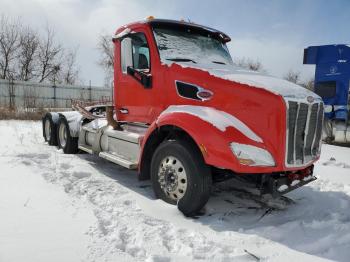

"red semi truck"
[42,18,324,216]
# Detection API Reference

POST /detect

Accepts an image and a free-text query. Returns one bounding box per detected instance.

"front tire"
[151,140,212,216]
[57,117,78,154]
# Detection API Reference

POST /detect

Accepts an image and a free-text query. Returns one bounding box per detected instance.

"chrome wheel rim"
[158,156,188,201]
[58,123,67,148]
[44,119,51,141]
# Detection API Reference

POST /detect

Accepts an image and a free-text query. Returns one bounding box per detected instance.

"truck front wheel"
[151,140,212,216]
[57,117,78,154]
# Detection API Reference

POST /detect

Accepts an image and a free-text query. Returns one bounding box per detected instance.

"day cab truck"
[42,18,324,216]
[304,44,350,144]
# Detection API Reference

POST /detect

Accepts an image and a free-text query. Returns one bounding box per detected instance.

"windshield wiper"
[166,58,197,64]
[212,61,226,65]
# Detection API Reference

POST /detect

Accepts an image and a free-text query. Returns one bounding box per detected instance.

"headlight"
[230,142,275,167]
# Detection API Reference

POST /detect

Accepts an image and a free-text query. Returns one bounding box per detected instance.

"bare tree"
[37,26,63,83]
[60,47,79,85]
[284,69,315,90]
[234,57,265,72]
[98,34,114,70]
[23,86,38,110]
[0,15,21,79]
[300,77,314,91]
[17,26,39,81]
[284,69,301,84]
[97,34,114,86]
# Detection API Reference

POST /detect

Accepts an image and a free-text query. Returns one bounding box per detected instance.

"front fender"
[141,106,271,173]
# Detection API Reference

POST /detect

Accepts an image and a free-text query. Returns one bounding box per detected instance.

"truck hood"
[172,62,321,100]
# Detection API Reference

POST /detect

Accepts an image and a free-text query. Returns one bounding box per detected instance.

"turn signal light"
[238,158,256,166]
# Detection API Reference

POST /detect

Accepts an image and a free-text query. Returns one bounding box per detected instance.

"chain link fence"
[0,79,112,110]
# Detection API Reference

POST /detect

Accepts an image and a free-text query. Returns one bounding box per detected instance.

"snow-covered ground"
[0,120,349,262]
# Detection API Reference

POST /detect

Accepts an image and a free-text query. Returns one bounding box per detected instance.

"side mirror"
[127,67,152,88]
[121,38,133,73]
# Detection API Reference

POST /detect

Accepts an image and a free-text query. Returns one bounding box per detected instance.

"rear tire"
[42,114,58,146]
[151,140,212,216]
[57,117,78,154]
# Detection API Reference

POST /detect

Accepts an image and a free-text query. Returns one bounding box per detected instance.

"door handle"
[119,108,129,114]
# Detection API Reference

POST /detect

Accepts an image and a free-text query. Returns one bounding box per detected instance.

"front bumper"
[262,165,316,197]
[267,175,316,197]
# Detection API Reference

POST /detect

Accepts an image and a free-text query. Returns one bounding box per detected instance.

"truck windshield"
[152,27,233,66]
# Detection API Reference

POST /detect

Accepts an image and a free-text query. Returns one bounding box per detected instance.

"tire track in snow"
[3,121,349,261]
[16,148,250,261]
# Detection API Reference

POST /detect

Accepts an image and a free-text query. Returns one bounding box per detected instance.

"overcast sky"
[1,0,349,86]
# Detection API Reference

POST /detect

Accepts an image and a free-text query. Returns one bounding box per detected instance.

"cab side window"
[121,33,150,74]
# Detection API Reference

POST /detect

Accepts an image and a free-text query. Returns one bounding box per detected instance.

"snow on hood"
[169,62,321,100]
[219,72,319,100]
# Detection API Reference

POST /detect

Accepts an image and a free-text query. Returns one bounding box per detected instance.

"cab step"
[99,151,138,169]
[78,144,93,154]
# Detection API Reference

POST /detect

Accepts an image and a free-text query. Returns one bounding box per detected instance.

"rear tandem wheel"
[57,117,78,154]
[42,113,58,146]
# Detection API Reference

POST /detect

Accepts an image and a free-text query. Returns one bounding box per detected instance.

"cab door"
[115,30,157,124]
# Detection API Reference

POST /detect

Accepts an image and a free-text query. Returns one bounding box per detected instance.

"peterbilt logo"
[307,96,315,103]
[330,65,338,74]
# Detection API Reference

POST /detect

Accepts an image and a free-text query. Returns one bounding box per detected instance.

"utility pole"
[89,80,92,102]
[8,76,15,110]
[52,65,60,108]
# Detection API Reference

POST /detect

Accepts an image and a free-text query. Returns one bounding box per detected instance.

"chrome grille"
[286,101,324,166]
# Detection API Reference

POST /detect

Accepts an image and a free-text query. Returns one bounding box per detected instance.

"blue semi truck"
[304,44,350,143]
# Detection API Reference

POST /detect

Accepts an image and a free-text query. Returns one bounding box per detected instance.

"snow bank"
[1,121,350,262]
[0,122,95,262]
